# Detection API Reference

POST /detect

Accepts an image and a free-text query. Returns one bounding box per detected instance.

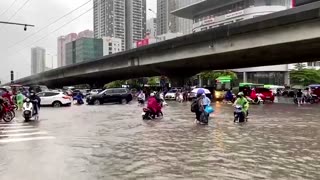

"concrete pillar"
[198,75,203,87]
[243,72,247,83]
[284,71,290,86]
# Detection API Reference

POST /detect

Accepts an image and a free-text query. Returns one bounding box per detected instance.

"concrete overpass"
[12,2,320,87]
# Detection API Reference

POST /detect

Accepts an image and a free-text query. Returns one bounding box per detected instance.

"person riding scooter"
[29,90,41,115]
[74,92,84,105]
[233,92,249,118]
[147,93,162,117]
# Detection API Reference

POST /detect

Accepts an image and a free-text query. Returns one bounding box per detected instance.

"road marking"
[0,126,34,129]
[0,131,48,137]
[0,136,56,143]
[1,128,39,133]
[0,123,30,126]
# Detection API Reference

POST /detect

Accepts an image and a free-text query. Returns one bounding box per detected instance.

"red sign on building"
[136,39,149,48]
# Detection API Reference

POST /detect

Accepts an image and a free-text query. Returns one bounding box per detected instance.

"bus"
[214,76,233,101]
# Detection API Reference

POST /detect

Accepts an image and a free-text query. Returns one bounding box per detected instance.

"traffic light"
[10,70,14,84]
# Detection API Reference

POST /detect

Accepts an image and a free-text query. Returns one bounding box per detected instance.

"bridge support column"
[243,72,247,83]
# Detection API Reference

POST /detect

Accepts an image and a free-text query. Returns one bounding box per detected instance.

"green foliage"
[200,70,238,80]
[294,63,307,71]
[104,80,125,89]
[147,77,159,86]
[290,69,320,86]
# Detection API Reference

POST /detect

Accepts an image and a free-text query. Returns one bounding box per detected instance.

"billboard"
[136,39,149,48]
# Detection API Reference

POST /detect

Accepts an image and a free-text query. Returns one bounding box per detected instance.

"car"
[86,88,132,105]
[37,92,72,107]
[89,89,102,96]
[165,89,179,100]
[256,88,275,102]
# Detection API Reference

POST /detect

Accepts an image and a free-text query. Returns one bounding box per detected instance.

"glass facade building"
[65,38,103,66]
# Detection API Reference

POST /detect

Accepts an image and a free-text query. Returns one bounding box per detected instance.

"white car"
[165,89,178,100]
[37,92,72,107]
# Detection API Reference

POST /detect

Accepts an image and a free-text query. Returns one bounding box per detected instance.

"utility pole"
[0,21,34,31]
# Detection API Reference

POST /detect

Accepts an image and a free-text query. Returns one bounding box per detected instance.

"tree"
[290,69,320,86]
[199,70,238,80]
[104,80,125,89]
[294,63,307,70]
[147,77,159,86]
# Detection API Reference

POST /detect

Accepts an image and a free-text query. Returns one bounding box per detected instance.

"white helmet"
[150,93,155,97]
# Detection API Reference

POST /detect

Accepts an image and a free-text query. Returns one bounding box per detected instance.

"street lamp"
[0,21,34,31]
[148,9,157,17]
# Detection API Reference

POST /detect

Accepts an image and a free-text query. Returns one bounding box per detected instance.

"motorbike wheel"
[310,99,315,104]
[10,110,15,119]
[3,112,13,122]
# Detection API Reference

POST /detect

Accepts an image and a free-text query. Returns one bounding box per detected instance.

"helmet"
[150,93,155,97]
[197,88,205,95]
[238,92,244,97]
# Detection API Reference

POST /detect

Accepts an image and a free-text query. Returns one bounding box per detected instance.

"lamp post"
[0,21,34,31]
[148,9,157,17]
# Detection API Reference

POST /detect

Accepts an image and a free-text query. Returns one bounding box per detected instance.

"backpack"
[191,98,199,112]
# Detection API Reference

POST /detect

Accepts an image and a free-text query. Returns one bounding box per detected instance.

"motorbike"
[0,100,15,122]
[294,94,319,104]
[142,107,163,120]
[246,94,264,105]
[234,105,247,123]
[22,98,39,121]
[73,97,84,105]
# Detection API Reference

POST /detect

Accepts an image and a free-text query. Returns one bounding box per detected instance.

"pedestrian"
[16,91,24,110]
[296,89,303,106]
[137,90,146,106]
[191,89,206,124]
[202,93,211,109]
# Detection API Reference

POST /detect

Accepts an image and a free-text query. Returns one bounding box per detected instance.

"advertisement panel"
[136,39,149,48]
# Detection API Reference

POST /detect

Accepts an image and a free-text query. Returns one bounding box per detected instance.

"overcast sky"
[0,0,157,83]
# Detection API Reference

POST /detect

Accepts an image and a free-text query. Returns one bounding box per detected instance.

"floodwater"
[0,102,319,180]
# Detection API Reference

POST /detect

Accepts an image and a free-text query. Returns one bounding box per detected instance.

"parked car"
[86,88,132,105]
[37,92,72,107]
[256,88,275,102]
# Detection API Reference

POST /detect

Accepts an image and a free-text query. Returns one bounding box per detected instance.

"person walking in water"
[16,91,24,110]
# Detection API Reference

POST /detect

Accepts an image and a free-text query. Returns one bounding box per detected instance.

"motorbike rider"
[233,92,249,118]
[225,89,234,102]
[147,93,161,117]
[250,88,258,103]
[29,90,41,115]
[2,89,14,105]
[75,92,84,105]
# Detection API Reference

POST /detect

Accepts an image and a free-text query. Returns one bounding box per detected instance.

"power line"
[0,0,19,17]
[6,0,32,22]
[13,7,93,54]
[8,0,92,49]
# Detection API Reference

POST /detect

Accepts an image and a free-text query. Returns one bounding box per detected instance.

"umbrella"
[191,88,211,94]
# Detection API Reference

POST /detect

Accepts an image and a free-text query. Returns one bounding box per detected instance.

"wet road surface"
[0,102,319,180]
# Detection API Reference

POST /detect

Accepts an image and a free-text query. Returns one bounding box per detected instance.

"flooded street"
[0,102,319,179]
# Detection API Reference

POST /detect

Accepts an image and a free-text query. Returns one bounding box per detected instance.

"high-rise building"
[57,30,94,67]
[65,37,103,66]
[147,18,157,38]
[57,33,77,67]
[78,29,94,39]
[93,0,146,50]
[31,47,46,75]
[102,36,122,56]
[157,0,201,36]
